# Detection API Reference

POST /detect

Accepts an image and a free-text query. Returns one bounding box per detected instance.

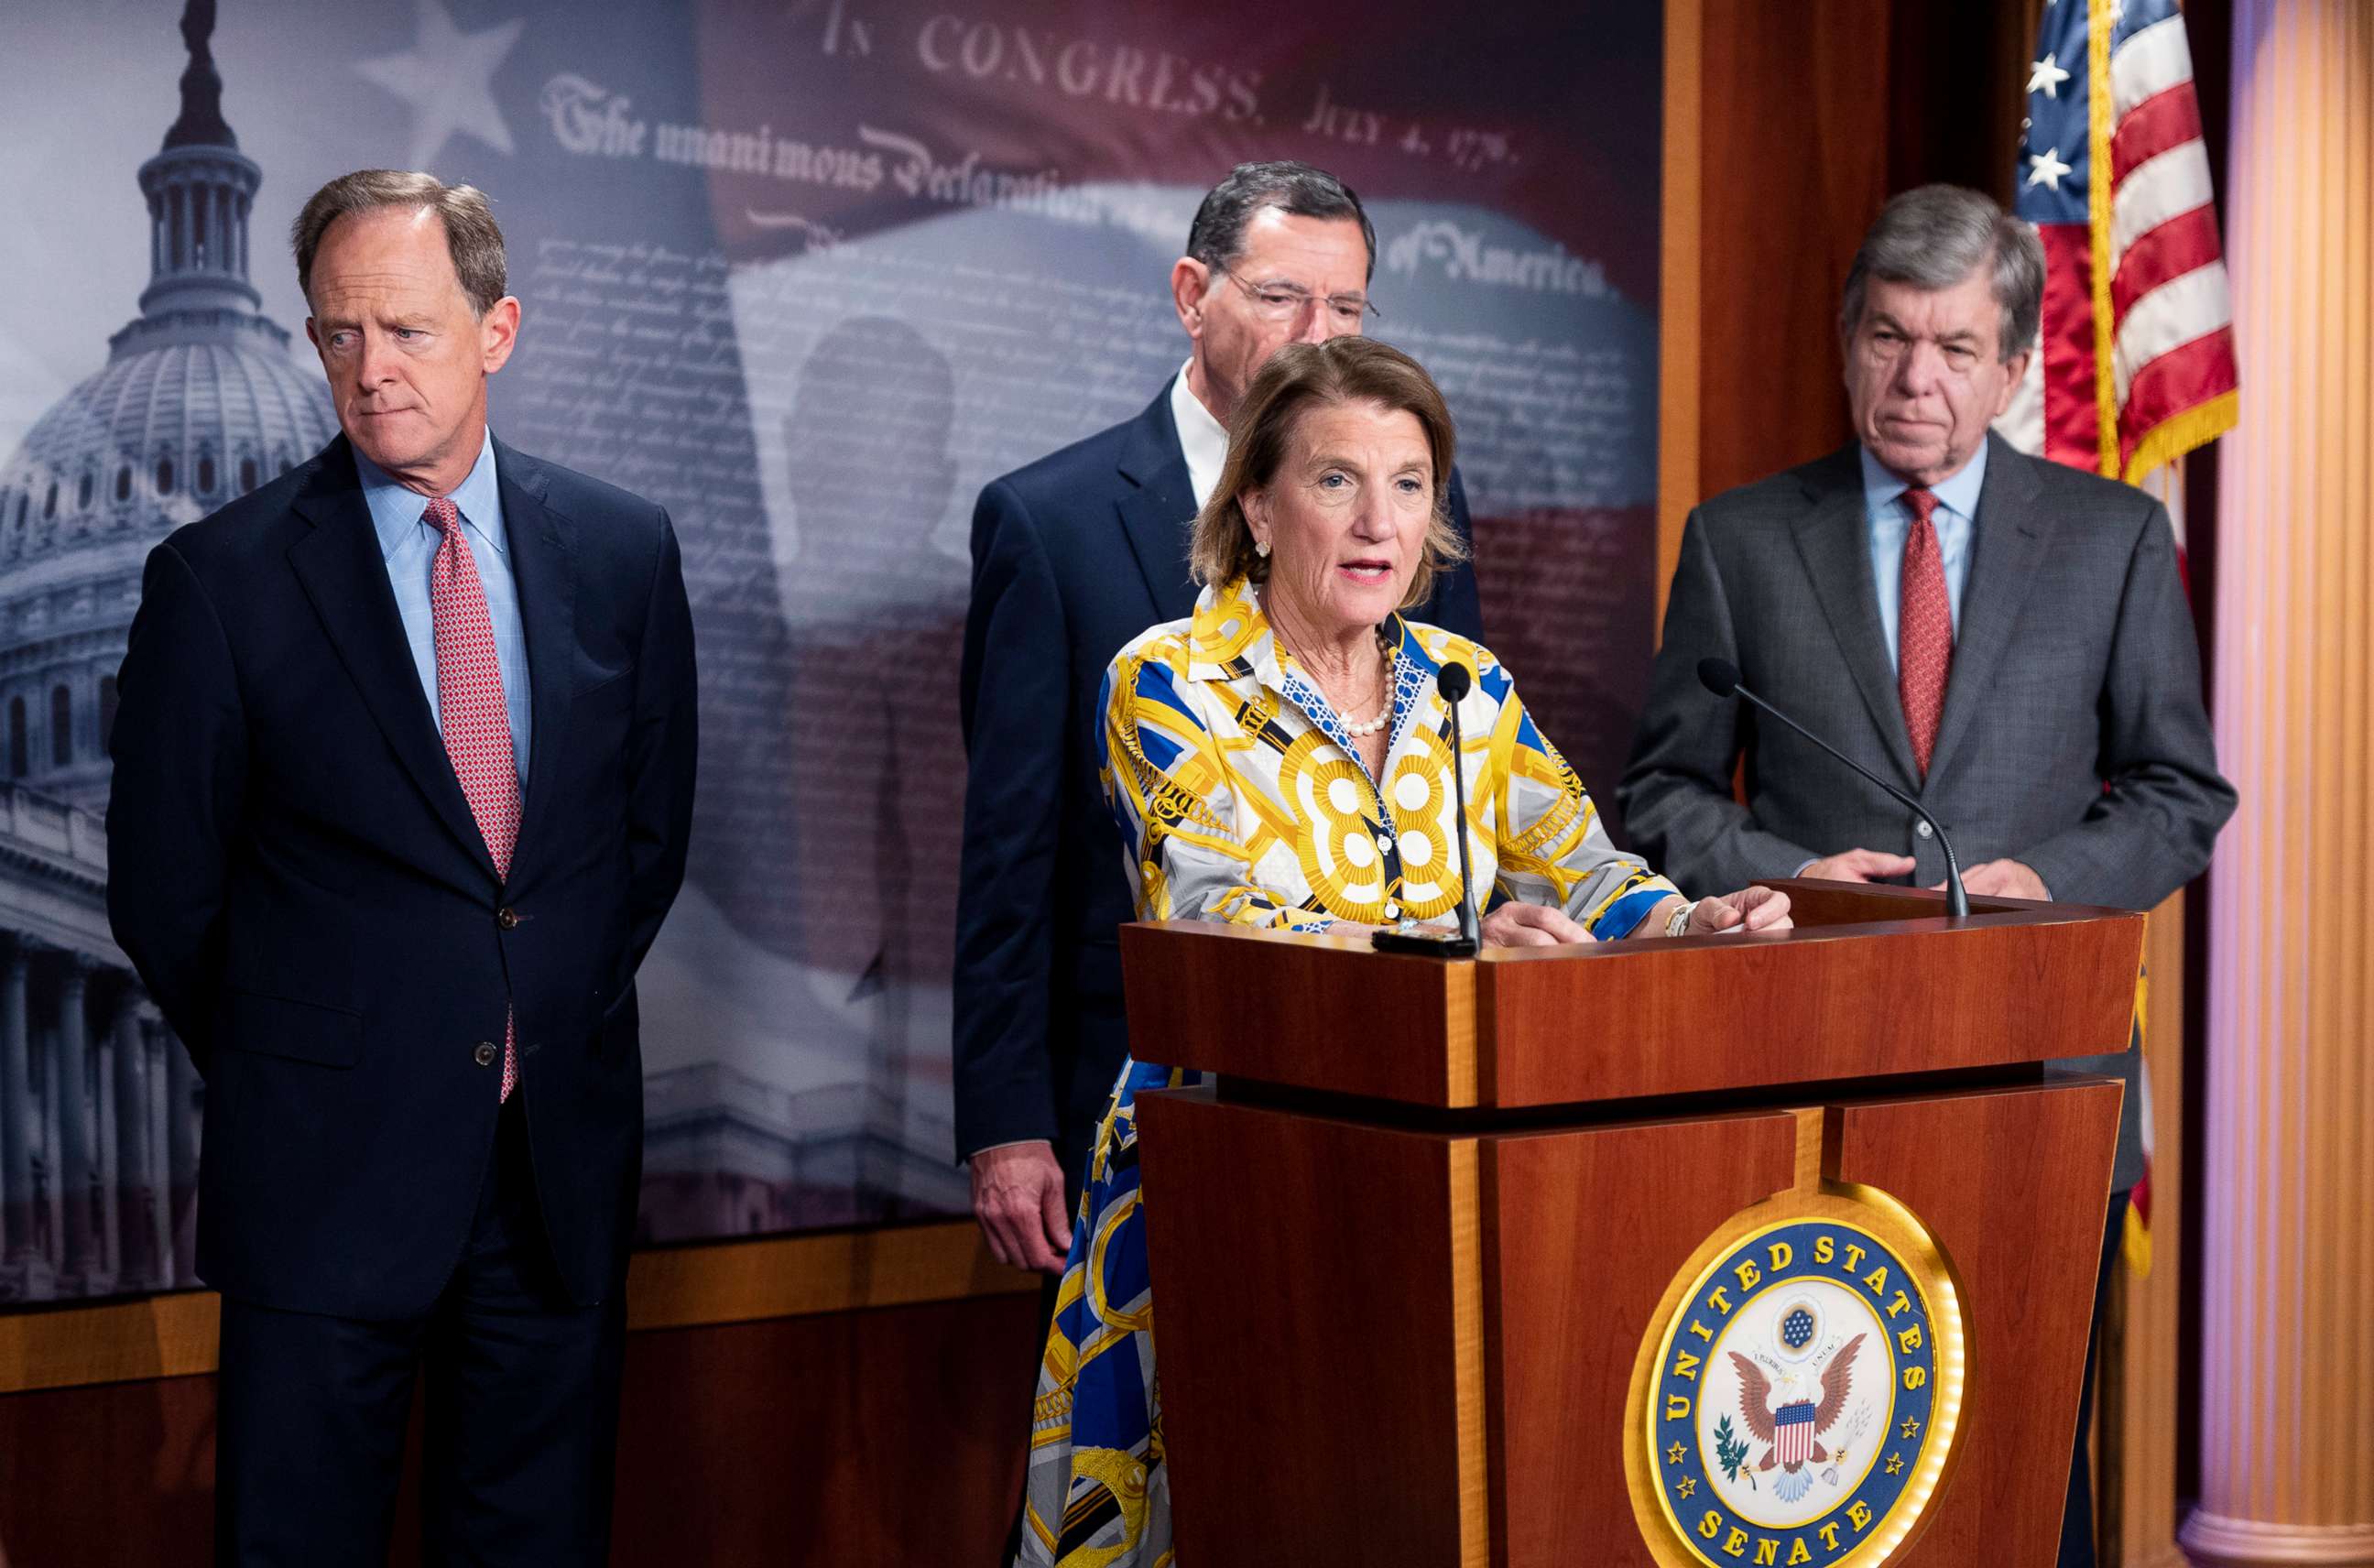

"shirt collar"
[1857,437,1988,522]
[1186,577,1279,685]
[356,427,506,561]
[1187,576,1417,694]
[1169,361,1230,511]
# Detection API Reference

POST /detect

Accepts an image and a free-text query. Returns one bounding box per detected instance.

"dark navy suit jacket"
[953,382,1485,1173]
[106,434,698,1320]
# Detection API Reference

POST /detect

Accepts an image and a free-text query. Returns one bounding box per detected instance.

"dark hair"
[291,169,507,316]
[1191,337,1466,609]
[1184,160,1377,283]
[1840,184,2044,362]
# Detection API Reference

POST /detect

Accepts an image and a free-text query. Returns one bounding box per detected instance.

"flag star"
[356,0,527,169]
[2028,51,2073,98]
[2027,146,2075,191]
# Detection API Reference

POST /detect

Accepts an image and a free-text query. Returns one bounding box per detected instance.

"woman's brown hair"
[1188,336,1466,611]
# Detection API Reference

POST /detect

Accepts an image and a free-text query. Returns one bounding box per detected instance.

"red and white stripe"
[1998,5,2237,495]
[2107,16,2235,455]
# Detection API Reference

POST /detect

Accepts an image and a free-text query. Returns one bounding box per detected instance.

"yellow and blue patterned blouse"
[1098,577,1678,937]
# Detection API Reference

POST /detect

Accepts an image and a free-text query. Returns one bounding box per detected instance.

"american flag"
[1997,0,2229,1283]
[1995,0,2238,500]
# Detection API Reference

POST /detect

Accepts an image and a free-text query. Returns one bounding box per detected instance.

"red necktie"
[427,496,521,1101]
[1897,486,1952,779]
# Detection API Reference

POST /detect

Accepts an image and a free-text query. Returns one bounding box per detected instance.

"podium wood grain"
[1120,884,2142,1111]
[1826,1083,2119,1565]
[1486,1109,1810,1567]
[1137,1088,1486,1567]
[1144,1081,2120,1568]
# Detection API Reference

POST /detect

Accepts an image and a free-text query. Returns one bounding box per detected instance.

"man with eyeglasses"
[953,160,1485,1280]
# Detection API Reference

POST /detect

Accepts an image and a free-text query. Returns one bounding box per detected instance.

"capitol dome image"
[0,0,330,1301]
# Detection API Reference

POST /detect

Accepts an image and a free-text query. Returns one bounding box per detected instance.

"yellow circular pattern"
[1385,728,1465,920]
[1277,729,1389,923]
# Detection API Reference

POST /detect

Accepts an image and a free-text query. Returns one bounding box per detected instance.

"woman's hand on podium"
[1685,886,1794,935]
[1479,902,1597,947]
[969,1140,1074,1274]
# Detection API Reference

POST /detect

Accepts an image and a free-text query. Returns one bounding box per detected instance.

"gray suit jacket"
[1619,433,2235,1190]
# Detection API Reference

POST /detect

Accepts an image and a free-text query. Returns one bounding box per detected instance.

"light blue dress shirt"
[1859,441,1986,668]
[1788,444,1990,877]
[357,429,532,784]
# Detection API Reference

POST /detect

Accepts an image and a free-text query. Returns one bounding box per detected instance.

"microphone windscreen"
[1436,660,1474,702]
[1697,658,1741,698]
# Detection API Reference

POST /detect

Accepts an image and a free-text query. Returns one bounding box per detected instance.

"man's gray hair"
[1839,184,2043,362]
[1185,160,1377,283]
[291,169,507,316]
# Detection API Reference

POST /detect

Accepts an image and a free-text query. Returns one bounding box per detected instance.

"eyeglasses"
[1216,270,1381,325]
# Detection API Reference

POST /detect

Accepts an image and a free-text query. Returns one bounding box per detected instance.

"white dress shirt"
[1169,360,1230,510]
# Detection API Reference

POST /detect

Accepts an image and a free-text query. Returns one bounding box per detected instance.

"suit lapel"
[1925,435,2053,783]
[1790,449,1921,789]
[1113,384,1201,626]
[285,438,499,881]
[494,439,578,886]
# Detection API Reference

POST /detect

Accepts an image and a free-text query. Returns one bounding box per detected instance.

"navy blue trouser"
[214,1096,626,1567]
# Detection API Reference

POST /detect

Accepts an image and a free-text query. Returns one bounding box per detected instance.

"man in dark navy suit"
[106,170,697,1566]
[954,161,1486,1274]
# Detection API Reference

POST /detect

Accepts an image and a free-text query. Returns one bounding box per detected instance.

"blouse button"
[1385,901,1401,919]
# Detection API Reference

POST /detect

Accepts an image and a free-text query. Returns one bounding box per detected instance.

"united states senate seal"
[1624,1184,1967,1567]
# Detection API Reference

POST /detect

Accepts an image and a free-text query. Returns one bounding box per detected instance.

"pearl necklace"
[1262,588,1395,738]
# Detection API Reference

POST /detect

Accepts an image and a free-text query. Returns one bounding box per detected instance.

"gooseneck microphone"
[1436,662,1485,946]
[1695,658,1970,919]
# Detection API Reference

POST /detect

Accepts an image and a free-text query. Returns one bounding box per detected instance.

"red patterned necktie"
[1897,486,1952,779]
[427,495,521,1101]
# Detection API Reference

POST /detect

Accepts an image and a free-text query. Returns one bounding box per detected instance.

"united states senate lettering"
[1643,1216,1956,1566]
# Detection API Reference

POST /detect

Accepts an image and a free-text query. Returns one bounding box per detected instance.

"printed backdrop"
[0,0,1661,1303]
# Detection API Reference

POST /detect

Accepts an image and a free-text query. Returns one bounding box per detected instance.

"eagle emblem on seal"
[1728,1331,1865,1504]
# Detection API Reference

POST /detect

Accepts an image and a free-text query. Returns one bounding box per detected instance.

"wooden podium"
[1126,881,2140,1568]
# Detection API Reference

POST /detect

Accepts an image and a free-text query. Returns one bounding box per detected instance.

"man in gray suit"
[1619,184,2233,1568]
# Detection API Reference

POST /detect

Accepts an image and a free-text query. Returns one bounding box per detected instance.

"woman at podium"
[1012,337,1790,1567]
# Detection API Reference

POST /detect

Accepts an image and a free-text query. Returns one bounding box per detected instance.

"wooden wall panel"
[0,1291,1040,1566]
[1692,0,1890,507]
[608,1297,1038,1564]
